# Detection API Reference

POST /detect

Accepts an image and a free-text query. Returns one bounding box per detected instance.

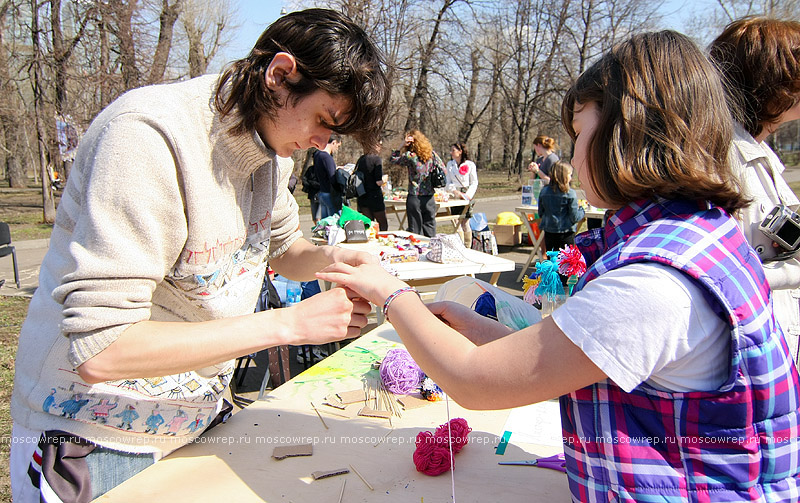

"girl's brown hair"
[214,9,389,148]
[533,135,558,151]
[549,160,572,194]
[709,17,800,139]
[561,30,748,213]
[405,130,433,163]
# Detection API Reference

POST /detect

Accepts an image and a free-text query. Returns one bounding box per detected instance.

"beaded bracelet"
[382,286,420,321]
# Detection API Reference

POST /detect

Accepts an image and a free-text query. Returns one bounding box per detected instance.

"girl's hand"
[528,162,539,174]
[327,246,378,268]
[317,262,407,307]
[427,301,513,345]
[281,287,372,344]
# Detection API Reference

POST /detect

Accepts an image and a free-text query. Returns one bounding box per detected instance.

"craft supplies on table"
[100,324,568,502]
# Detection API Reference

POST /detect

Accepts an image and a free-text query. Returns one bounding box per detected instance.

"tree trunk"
[117,0,141,89]
[457,48,480,142]
[183,1,227,78]
[0,0,25,188]
[30,0,56,222]
[404,0,455,133]
[148,0,182,84]
[7,155,25,188]
[99,2,112,108]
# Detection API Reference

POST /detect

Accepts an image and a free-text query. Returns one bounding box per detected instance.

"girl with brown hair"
[321,30,800,501]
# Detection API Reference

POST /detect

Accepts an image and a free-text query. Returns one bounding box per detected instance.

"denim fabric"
[537,186,584,233]
[318,191,342,219]
[85,446,155,499]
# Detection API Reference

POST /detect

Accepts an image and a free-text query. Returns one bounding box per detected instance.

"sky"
[218,0,714,68]
[220,0,285,64]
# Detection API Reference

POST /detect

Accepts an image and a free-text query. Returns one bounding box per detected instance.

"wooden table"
[515,204,606,282]
[99,324,568,502]
[384,198,470,230]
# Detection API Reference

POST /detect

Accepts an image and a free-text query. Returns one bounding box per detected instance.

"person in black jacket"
[301,150,322,224]
[314,134,343,219]
[355,141,388,231]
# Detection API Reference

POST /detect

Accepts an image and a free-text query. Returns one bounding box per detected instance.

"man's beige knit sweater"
[11,75,303,453]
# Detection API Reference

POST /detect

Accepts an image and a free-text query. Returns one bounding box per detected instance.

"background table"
[384,198,470,230]
[515,204,606,282]
[99,324,568,502]
[330,231,514,293]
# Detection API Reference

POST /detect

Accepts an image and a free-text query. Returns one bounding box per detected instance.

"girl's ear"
[264,52,301,91]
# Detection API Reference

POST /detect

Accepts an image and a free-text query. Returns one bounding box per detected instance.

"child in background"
[537,160,584,253]
[320,30,800,501]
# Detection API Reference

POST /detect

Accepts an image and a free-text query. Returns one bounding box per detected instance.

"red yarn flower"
[557,244,586,277]
[413,431,453,476]
[434,417,472,454]
[458,163,469,175]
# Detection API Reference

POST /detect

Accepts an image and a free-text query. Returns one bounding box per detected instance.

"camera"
[759,204,800,253]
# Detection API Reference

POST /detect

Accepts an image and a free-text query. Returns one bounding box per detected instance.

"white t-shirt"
[552,262,729,393]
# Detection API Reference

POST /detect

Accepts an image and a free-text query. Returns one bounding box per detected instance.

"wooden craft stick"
[321,409,350,419]
[337,479,347,503]
[373,429,393,447]
[349,463,374,491]
[272,443,313,460]
[310,401,329,430]
[312,467,350,480]
[357,406,392,419]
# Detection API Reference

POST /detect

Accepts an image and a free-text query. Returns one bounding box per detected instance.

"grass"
[0,296,29,502]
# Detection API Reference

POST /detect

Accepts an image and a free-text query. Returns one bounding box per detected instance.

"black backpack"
[335,168,366,199]
[301,163,320,194]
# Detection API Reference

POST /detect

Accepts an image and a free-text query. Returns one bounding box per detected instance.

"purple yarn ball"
[379,349,424,394]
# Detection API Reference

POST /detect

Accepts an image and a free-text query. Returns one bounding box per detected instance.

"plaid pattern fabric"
[562,198,800,502]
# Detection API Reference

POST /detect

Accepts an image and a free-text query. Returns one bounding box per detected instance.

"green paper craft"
[338,205,372,227]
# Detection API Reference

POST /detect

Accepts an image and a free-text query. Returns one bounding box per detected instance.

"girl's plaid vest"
[563,198,800,502]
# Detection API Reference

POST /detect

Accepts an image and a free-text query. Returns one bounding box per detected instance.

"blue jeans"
[85,447,155,499]
[309,193,322,223]
[318,191,342,219]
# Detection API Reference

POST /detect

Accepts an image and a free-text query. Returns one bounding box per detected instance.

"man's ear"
[265,52,301,91]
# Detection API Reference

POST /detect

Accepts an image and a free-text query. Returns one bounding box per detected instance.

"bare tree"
[494,0,571,177]
[115,0,141,89]
[0,0,27,187]
[148,0,182,84]
[49,0,95,181]
[404,0,460,133]
[30,0,56,222]
[181,0,229,77]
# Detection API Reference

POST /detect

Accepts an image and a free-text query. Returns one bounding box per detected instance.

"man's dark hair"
[215,9,389,148]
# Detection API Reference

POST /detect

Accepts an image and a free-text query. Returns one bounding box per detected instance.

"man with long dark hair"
[11,9,389,501]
